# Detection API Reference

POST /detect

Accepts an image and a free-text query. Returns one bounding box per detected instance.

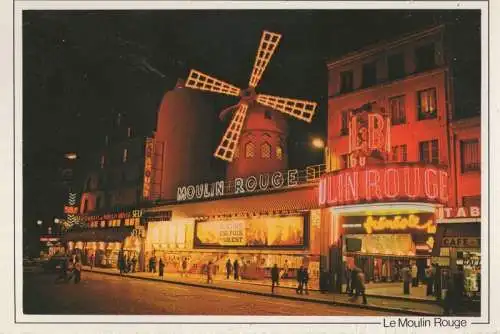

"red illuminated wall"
[226,104,288,180]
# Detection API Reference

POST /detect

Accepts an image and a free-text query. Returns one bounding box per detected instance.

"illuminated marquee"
[363,215,436,234]
[319,163,448,207]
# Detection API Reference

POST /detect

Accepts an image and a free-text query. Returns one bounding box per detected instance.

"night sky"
[22,10,480,246]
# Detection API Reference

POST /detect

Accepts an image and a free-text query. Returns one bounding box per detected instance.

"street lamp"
[311,138,325,149]
[36,220,43,226]
[54,218,60,224]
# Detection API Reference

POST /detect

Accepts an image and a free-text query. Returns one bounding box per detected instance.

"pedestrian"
[402,265,411,295]
[182,257,188,277]
[354,269,368,305]
[55,258,69,283]
[344,262,351,294]
[74,258,82,284]
[207,261,214,284]
[282,259,289,279]
[159,258,165,279]
[89,253,95,271]
[131,255,137,273]
[411,262,418,287]
[271,264,279,294]
[226,258,232,279]
[302,266,310,295]
[434,264,442,300]
[296,266,304,294]
[443,272,456,315]
[119,254,126,275]
[152,256,157,273]
[233,259,240,280]
[350,266,359,296]
[425,265,434,296]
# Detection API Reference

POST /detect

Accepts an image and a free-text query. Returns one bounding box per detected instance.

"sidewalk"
[82,266,446,316]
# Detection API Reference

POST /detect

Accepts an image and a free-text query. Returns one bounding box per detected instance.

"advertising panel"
[194,216,305,248]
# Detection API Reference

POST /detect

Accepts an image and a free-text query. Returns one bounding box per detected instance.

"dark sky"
[22,10,480,240]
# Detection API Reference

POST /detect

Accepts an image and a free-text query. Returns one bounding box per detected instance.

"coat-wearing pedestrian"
[182,258,188,277]
[296,266,304,294]
[152,256,157,273]
[207,261,214,284]
[74,259,82,284]
[159,258,165,279]
[89,254,95,271]
[233,260,240,280]
[343,262,351,294]
[350,267,359,296]
[425,266,434,296]
[302,267,310,295]
[354,270,367,304]
[225,259,232,279]
[411,263,418,287]
[271,264,279,294]
[402,266,411,295]
[131,256,137,273]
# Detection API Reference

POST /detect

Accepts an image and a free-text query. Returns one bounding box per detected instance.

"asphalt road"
[24,271,391,316]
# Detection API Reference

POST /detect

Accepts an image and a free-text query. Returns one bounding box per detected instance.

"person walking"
[207,261,214,284]
[343,262,351,294]
[302,266,310,295]
[89,253,95,271]
[411,263,418,287]
[74,258,82,284]
[158,258,165,279]
[233,259,240,280]
[282,259,289,279]
[402,265,411,295]
[119,253,126,275]
[152,256,157,273]
[55,257,69,283]
[271,264,279,294]
[225,259,232,279]
[353,269,367,304]
[296,266,304,294]
[425,265,434,296]
[181,257,188,277]
[350,266,359,296]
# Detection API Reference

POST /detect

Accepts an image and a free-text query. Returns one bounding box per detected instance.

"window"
[462,195,481,208]
[264,110,272,120]
[461,139,480,172]
[82,199,88,213]
[100,155,105,169]
[419,140,439,164]
[127,127,132,138]
[388,53,405,80]
[340,110,349,136]
[123,148,128,163]
[417,88,437,120]
[276,146,283,160]
[340,70,353,93]
[389,95,406,125]
[245,142,255,158]
[341,154,351,169]
[261,142,271,159]
[391,144,408,162]
[415,43,436,72]
[362,61,377,88]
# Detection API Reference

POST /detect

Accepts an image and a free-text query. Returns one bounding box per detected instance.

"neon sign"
[319,163,448,207]
[436,206,481,219]
[363,215,436,234]
[143,138,154,199]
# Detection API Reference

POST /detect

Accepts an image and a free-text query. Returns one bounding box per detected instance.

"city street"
[23,271,391,316]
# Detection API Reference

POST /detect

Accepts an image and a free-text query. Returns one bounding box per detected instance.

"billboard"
[194,216,305,248]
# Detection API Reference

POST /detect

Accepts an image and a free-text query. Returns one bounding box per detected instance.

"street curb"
[84,269,442,316]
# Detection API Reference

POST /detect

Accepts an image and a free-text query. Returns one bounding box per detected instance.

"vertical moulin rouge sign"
[143,138,154,199]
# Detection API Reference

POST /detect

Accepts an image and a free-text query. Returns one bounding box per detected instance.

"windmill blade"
[185,69,241,97]
[257,94,317,123]
[214,104,249,162]
[248,31,282,88]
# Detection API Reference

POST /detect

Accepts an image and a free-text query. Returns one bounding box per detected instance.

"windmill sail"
[257,94,317,123]
[185,69,241,97]
[214,104,249,162]
[248,31,282,88]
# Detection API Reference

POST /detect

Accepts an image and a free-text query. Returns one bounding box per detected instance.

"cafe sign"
[441,237,480,248]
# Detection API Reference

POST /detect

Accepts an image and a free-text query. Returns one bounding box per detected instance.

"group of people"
[55,254,83,284]
[118,253,138,275]
[269,263,310,295]
[225,259,241,280]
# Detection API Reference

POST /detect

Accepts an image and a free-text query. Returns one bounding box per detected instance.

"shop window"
[339,70,353,93]
[415,43,436,72]
[389,95,406,125]
[391,144,408,162]
[341,154,351,169]
[340,110,349,136]
[276,146,283,160]
[461,139,480,172]
[417,88,437,120]
[419,139,439,164]
[388,53,405,80]
[245,141,255,158]
[123,148,128,163]
[264,110,272,120]
[362,61,377,88]
[463,195,481,208]
[261,142,271,159]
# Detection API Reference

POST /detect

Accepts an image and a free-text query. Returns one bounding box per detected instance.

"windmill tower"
[185,30,318,179]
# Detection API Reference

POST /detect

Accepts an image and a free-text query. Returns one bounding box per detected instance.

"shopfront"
[145,185,321,285]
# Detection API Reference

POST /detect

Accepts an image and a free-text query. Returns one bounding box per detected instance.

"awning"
[62,227,134,243]
[147,185,319,219]
[431,222,481,256]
